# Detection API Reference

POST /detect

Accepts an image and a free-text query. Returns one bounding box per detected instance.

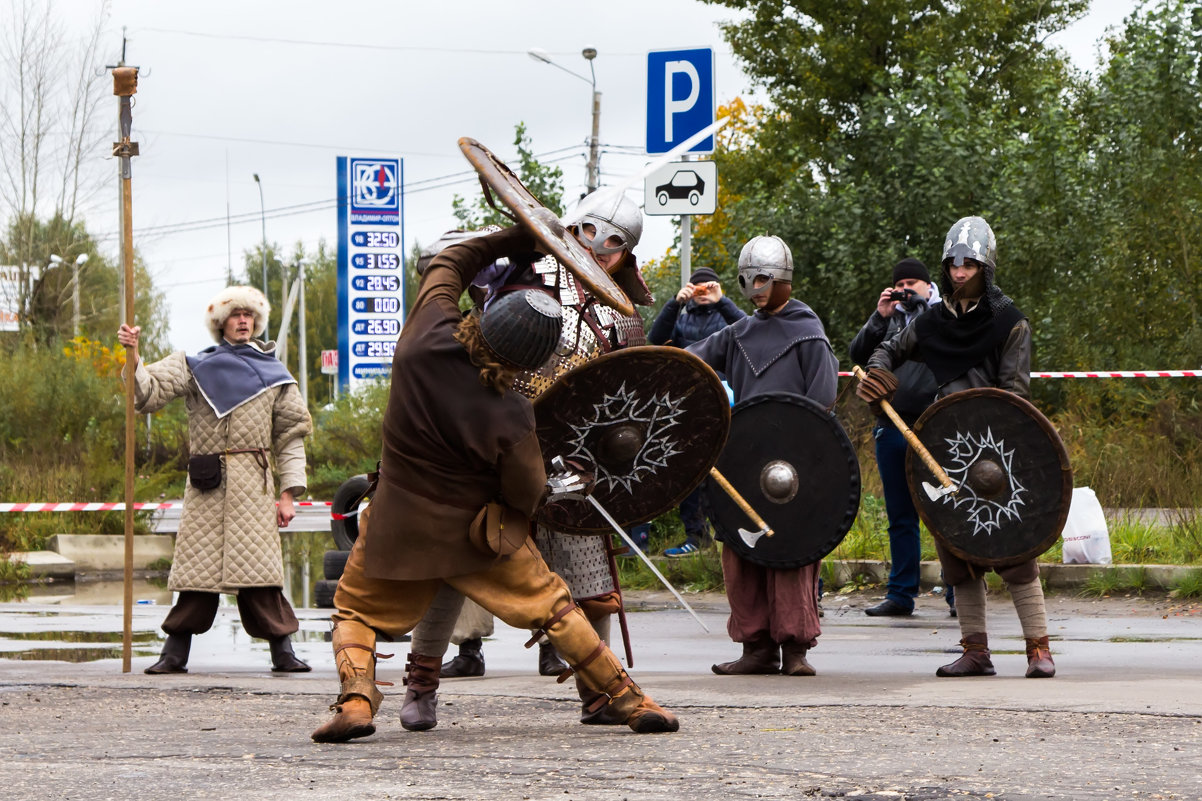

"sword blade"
[584,494,710,634]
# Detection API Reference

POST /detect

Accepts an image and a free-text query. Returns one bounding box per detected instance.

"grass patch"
[1169,569,1202,599]
[1079,566,1156,597]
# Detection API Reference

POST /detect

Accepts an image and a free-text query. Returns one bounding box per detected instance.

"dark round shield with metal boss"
[534,346,730,534]
[906,388,1073,567]
[706,393,861,569]
[459,137,634,316]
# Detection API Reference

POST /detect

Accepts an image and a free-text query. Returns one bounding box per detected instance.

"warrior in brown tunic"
[311,223,679,743]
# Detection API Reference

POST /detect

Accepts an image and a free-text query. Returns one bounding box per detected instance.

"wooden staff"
[113,66,140,673]
[850,364,957,494]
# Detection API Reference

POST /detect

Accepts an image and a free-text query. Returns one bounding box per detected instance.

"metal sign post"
[112,65,140,673]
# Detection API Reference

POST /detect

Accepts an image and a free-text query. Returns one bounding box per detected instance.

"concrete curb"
[824,559,1201,590]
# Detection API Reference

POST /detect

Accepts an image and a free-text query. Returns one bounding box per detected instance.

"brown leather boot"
[780,641,816,676]
[538,641,568,676]
[543,602,679,733]
[311,621,388,743]
[440,638,485,678]
[269,636,311,672]
[936,633,996,677]
[577,674,626,726]
[145,633,190,674]
[400,653,441,732]
[1025,636,1055,678]
[712,637,780,675]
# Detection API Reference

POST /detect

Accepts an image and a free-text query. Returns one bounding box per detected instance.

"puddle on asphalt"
[0,531,349,662]
[4,530,337,610]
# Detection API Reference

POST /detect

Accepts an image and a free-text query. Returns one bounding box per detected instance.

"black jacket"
[848,305,939,425]
[648,295,745,349]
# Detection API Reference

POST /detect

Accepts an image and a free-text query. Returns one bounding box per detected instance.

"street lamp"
[528,46,601,194]
[71,254,88,338]
[49,253,92,337]
[253,173,267,298]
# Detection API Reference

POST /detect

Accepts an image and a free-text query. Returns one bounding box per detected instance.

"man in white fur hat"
[117,285,314,674]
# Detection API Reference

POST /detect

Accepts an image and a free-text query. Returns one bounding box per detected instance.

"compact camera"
[889,288,917,302]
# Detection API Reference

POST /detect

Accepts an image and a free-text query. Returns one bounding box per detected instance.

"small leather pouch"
[187,453,223,492]
[468,501,529,558]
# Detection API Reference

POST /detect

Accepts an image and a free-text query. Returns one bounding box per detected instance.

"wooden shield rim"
[458,137,634,316]
[907,387,1073,568]
[533,346,731,534]
[708,392,861,568]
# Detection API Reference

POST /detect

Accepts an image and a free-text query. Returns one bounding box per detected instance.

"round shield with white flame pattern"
[906,388,1073,567]
[534,346,730,534]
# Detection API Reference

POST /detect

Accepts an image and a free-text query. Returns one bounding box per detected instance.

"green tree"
[698,0,1091,357]
[452,122,565,229]
[0,212,168,354]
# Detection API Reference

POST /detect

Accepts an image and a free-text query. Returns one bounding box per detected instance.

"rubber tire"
[330,474,371,550]
[314,579,339,609]
[323,550,351,581]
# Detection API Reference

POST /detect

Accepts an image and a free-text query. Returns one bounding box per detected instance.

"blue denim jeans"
[678,483,710,545]
[875,423,920,612]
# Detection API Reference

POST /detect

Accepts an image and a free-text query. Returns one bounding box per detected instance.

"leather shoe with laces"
[864,599,913,617]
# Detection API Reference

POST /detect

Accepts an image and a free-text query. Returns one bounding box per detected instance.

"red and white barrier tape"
[5,370,1196,514]
[0,501,334,513]
[839,370,1200,378]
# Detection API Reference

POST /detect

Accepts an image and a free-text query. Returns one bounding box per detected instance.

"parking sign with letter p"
[646,48,715,155]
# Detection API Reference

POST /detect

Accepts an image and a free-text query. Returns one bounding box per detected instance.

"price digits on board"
[353,341,397,358]
[351,231,400,249]
[352,274,401,293]
[352,318,401,337]
[353,252,400,269]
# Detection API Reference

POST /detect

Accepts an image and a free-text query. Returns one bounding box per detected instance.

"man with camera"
[648,266,746,557]
[848,258,945,618]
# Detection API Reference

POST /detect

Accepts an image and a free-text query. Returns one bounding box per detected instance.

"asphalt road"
[0,590,1200,800]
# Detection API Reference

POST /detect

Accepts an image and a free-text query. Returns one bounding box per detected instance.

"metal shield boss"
[707,394,861,569]
[534,346,730,534]
[458,137,634,316]
[906,388,1073,567]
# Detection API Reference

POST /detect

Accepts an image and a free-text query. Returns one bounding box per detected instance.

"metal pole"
[112,65,140,674]
[254,173,266,297]
[680,215,692,289]
[298,262,308,408]
[71,261,80,338]
[587,89,601,194]
[584,47,600,194]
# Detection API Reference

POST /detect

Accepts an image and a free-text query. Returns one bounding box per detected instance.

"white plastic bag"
[1061,486,1112,565]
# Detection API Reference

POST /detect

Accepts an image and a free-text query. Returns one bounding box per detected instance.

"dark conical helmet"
[479,289,564,369]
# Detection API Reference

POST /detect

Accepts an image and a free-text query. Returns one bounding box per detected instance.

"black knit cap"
[689,267,720,285]
[892,257,930,285]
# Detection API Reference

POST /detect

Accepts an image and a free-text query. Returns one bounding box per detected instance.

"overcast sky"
[42,0,1136,355]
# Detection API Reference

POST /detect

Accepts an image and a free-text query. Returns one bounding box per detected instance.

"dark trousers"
[161,588,299,640]
[721,547,821,648]
[875,423,921,612]
[679,483,710,544]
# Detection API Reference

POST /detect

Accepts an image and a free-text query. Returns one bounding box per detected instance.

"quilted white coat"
[132,348,312,593]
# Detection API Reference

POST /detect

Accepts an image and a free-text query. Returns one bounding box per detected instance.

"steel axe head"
[738,526,773,548]
[922,480,960,501]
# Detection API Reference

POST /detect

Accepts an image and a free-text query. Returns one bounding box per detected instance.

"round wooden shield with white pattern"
[534,346,730,534]
[906,388,1073,567]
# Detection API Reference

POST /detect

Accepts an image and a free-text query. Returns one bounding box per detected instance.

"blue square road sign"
[646,48,715,155]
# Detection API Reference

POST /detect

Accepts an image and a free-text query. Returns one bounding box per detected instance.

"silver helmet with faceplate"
[736,235,794,300]
[571,189,643,257]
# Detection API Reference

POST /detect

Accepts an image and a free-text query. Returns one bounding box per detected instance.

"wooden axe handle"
[709,467,773,536]
[851,365,954,489]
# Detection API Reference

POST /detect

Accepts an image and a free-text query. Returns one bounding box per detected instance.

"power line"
[89,148,590,241]
[133,27,643,58]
